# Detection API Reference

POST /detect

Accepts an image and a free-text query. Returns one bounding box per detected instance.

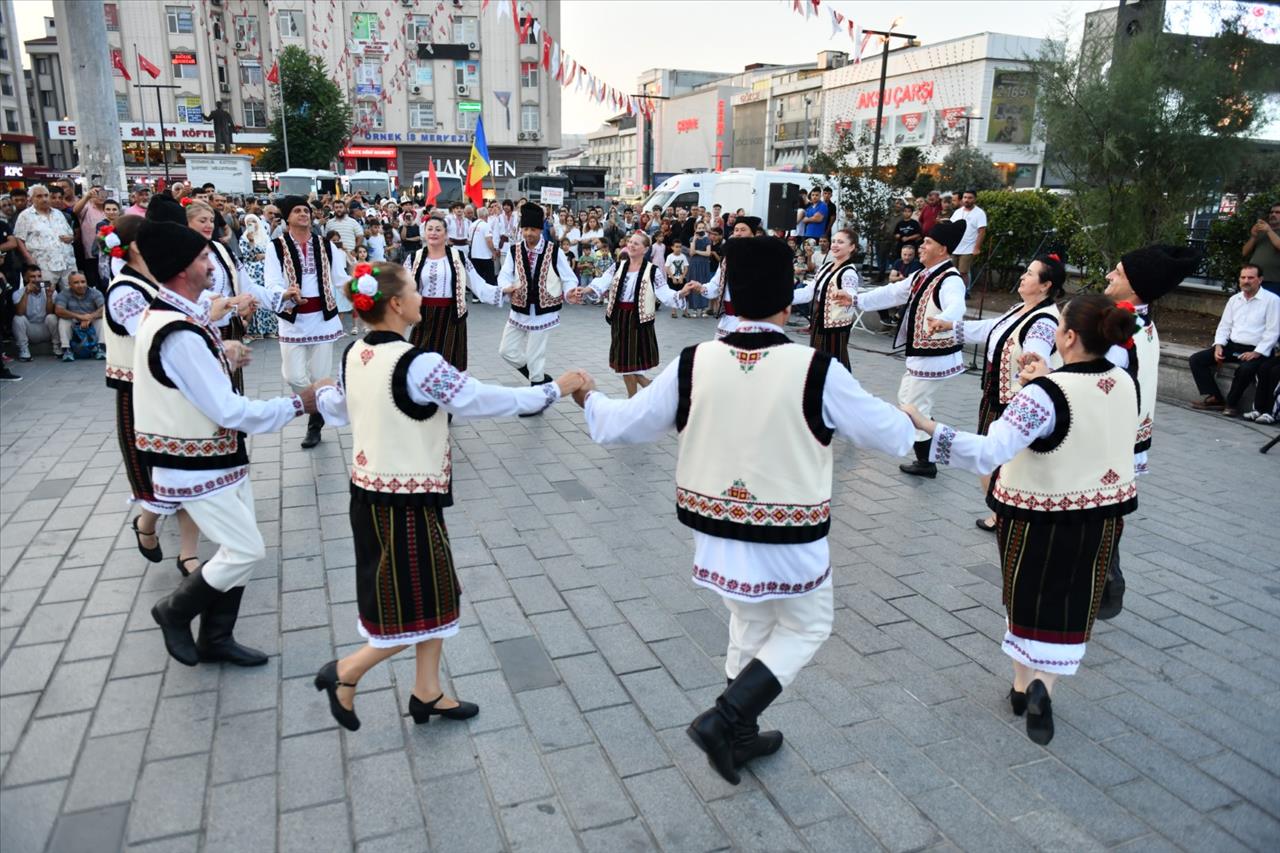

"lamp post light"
[863,28,921,182]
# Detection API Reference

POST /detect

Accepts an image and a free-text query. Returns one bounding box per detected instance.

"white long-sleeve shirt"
[107,275,151,335]
[582,321,916,602]
[584,262,684,308]
[262,232,350,346]
[698,266,741,338]
[148,288,304,503]
[960,307,1057,364]
[496,238,579,332]
[403,251,501,306]
[316,344,559,425]
[1213,287,1280,356]
[790,262,860,306]
[1105,304,1151,476]
[853,260,967,379]
[927,383,1058,472]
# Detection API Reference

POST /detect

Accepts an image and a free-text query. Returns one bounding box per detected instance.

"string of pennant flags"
[783,0,878,63]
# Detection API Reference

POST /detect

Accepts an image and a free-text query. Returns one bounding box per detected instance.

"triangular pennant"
[829,8,841,38]
[550,41,560,78]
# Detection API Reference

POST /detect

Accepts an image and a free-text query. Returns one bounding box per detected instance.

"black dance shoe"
[176,556,199,577]
[1008,687,1027,716]
[406,693,480,724]
[688,659,784,785]
[196,586,268,667]
[314,660,360,731]
[132,517,163,563]
[300,413,324,449]
[1025,679,1054,745]
[898,459,938,478]
[151,570,220,666]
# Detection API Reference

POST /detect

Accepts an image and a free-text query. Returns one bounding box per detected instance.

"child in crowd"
[665,240,689,318]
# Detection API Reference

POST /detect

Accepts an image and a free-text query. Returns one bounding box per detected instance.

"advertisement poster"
[351,12,379,41]
[932,107,968,145]
[176,98,204,124]
[987,70,1037,145]
[894,112,929,146]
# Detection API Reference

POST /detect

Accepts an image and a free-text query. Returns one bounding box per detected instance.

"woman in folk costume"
[903,294,1142,745]
[569,231,692,397]
[312,264,587,730]
[577,237,915,784]
[927,253,1065,532]
[789,227,861,370]
[697,217,762,339]
[187,199,255,392]
[102,214,203,577]
[403,215,501,370]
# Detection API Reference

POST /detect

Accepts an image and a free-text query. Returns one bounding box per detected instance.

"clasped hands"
[210,293,258,322]
[555,369,596,406]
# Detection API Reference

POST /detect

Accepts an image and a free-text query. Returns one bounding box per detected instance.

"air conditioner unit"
[529,131,540,141]
[467,42,479,51]
[400,0,415,7]
[455,83,468,96]
[234,41,245,52]
[517,131,527,141]
[410,84,423,96]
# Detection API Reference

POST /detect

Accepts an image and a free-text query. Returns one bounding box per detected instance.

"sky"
[13,0,1119,133]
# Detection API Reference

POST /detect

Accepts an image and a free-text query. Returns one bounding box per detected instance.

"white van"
[275,168,340,198]
[639,173,722,215]
[411,171,465,208]
[711,169,836,234]
[346,171,393,200]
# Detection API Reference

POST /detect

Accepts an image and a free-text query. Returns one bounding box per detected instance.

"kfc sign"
[856,80,935,110]
[676,118,699,134]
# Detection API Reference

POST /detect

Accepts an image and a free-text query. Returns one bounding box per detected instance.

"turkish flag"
[111,49,131,81]
[426,158,442,208]
[266,62,279,84]
[138,53,161,79]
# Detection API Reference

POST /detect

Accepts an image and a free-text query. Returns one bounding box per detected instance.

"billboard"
[893,112,930,146]
[932,107,968,146]
[986,70,1036,145]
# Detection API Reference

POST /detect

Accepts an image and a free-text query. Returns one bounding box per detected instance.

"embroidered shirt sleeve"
[1000,390,1053,437]
[110,288,150,334]
[932,424,957,465]
[416,356,467,405]
[1024,318,1058,358]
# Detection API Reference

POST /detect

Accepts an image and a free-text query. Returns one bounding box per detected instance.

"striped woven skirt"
[222,314,245,394]
[995,514,1121,674]
[609,304,659,374]
[410,299,468,370]
[809,325,851,370]
[115,384,157,506]
[351,497,461,647]
[977,371,1002,434]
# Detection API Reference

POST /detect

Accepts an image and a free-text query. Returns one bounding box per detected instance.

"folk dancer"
[135,222,322,668]
[568,231,692,397]
[101,215,202,577]
[697,217,761,340]
[404,215,501,370]
[789,228,861,370]
[903,295,1142,745]
[263,195,351,448]
[577,237,915,784]
[849,219,969,478]
[188,199,255,392]
[496,203,578,414]
[445,200,472,256]
[1095,243,1200,617]
[927,253,1065,531]
[311,263,587,730]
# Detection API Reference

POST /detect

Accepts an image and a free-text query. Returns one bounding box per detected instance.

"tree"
[938,146,1001,195]
[911,172,936,198]
[260,46,353,172]
[1031,10,1272,273]
[809,128,896,257]
[894,146,922,188]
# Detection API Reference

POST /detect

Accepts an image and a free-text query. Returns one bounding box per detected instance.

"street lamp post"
[632,92,671,193]
[135,83,181,183]
[802,96,812,169]
[863,28,920,182]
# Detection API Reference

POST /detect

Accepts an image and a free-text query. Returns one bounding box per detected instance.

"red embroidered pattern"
[359,347,375,366]
[1100,468,1120,485]
[1002,638,1082,668]
[1097,377,1116,394]
[105,365,133,382]
[991,480,1137,511]
[1000,394,1052,438]
[693,564,831,598]
[277,329,346,344]
[418,359,467,404]
[676,487,830,527]
[1135,414,1153,444]
[152,467,247,498]
[352,448,452,494]
[728,348,770,374]
[910,274,958,350]
[355,450,368,466]
[135,428,240,457]
[509,243,561,309]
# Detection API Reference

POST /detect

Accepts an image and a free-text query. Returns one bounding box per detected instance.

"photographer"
[11,264,60,360]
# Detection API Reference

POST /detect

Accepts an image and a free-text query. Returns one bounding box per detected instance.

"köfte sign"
[856,80,935,110]
[48,121,271,145]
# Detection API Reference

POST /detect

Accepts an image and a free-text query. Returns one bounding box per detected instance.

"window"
[351,12,378,41]
[519,5,538,44]
[520,61,538,89]
[115,93,130,121]
[34,58,49,76]
[217,58,229,87]
[243,99,266,128]
[234,15,257,46]
[409,101,435,130]
[354,62,382,96]
[103,3,119,31]
[211,14,223,41]
[0,74,10,96]
[4,110,16,133]
[279,9,303,38]
[453,61,478,89]
[172,53,199,79]
[166,6,194,34]
[40,90,54,107]
[457,108,478,133]
[411,14,432,43]
[413,60,433,85]
[521,105,540,133]
[240,61,262,86]
[451,16,478,45]
[355,101,381,129]
[0,35,8,62]
[110,48,126,77]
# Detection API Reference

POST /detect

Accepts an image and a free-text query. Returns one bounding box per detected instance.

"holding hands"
[1017,352,1050,384]
[925,317,953,335]
[222,340,253,370]
[554,369,595,400]
[831,290,855,308]
[899,403,935,435]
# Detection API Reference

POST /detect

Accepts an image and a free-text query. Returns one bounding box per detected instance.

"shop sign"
[171,52,197,66]
[360,131,471,143]
[3,165,22,177]
[47,120,271,145]
[856,80,935,111]
[341,146,398,158]
[676,118,699,133]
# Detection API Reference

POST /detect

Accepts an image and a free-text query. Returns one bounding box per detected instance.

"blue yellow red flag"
[465,117,491,207]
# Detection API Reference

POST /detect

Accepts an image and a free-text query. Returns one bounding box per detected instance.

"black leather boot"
[1097,549,1125,620]
[516,364,530,379]
[726,677,784,764]
[1025,679,1055,745]
[519,376,552,417]
[688,659,783,784]
[196,586,268,666]
[151,570,221,666]
[300,412,324,449]
[899,439,937,478]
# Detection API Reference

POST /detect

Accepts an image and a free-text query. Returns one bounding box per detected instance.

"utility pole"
[137,84,181,182]
[633,92,671,193]
[63,0,127,194]
[802,96,812,169]
[957,114,983,146]
[863,27,920,182]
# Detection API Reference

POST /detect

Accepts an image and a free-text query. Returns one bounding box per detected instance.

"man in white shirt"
[949,190,987,285]
[325,199,363,255]
[469,206,497,290]
[446,201,473,256]
[1188,263,1280,417]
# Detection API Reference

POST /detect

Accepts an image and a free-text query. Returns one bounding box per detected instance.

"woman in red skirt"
[404,216,501,370]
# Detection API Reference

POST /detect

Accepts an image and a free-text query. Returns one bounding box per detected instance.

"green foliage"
[974,190,1055,287]
[260,46,353,173]
[1031,12,1271,269]
[895,147,922,187]
[809,130,895,248]
[1205,188,1280,287]
[938,147,1002,195]
[911,172,936,198]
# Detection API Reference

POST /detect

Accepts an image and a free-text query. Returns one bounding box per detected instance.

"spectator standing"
[239,213,276,340]
[364,223,387,262]
[1242,202,1280,296]
[124,185,152,217]
[11,264,60,359]
[469,206,498,287]
[877,200,902,279]
[326,199,364,256]
[399,204,422,258]
[53,271,106,361]
[73,185,108,290]
[950,190,987,284]
[579,213,604,257]
[94,199,122,285]
[811,236,831,270]
[14,185,77,291]
[687,224,713,318]
[820,188,836,239]
[797,189,828,241]
[1188,263,1280,417]
[893,204,924,257]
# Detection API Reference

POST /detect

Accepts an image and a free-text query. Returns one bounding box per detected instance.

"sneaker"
[1243,410,1260,421]
[0,366,20,381]
[1258,413,1275,425]
[61,350,75,362]
[95,348,106,361]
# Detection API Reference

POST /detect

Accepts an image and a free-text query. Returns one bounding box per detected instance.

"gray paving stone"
[475,726,554,806]
[0,779,66,853]
[0,692,37,754]
[90,673,163,737]
[349,750,424,840]
[1197,749,1280,815]
[1012,759,1148,846]
[64,730,148,811]
[216,656,281,717]
[1008,809,1110,852]
[210,707,278,784]
[624,767,729,853]
[280,730,347,812]
[62,612,128,662]
[280,802,353,853]
[501,798,580,853]
[493,635,561,692]
[282,673,339,737]
[592,623,662,675]
[751,743,848,827]
[800,815,883,853]
[564,586,626,628]
[922,736,1043,820]
[419,768,504,853]
[451,670,523,734]
[708,788,805,851]
[108,629,170,679]
[620,668,698,730]
[34,657,110,717]
[127,754,209,842]
[517,684,593,751]
[473,596,535,641]
[144,690,216,760]
[205,775,276,852]
[3,709,90,785]
[824,763,940,853]
[648,636,723,690]
[544,743,637,829]
[529,609,596,658]
[913,784,1025,853]
[48,804,130,853]
[16,600,82,644]
[579,818,658,853]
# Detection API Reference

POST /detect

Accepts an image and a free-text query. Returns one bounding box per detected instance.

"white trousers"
[723,579,834,688]
[898,373,943,443]
[179,479,265,591]
[280,340,334,394]
[499,322,551,382]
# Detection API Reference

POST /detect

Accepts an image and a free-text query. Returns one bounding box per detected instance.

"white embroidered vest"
[814,260,858,330]
[991,364,1138,520]
[344,337,452,504]
[132,307,247,469]
[410,247,470,318]
[674,335,834,543]
[104,271,158,387]
[508,242,563,312]
[604,260,657,325]
[994,302,1061,405]
[1131,321,1159,452]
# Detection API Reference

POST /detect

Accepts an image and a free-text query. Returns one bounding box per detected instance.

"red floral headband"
[349,262,383,313]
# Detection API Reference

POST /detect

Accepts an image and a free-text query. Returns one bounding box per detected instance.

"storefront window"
[410,102,435,130]
[3,111,16,134]
[520,62,538,89]
[1,141,20,162]
[166,6,193,35]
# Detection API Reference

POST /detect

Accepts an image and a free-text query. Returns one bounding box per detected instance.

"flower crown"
[97,224,127,259]
[1113,300,1144,349]
[349,262,383,312]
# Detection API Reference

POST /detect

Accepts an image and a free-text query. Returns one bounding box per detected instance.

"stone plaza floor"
[1,303,1278,852]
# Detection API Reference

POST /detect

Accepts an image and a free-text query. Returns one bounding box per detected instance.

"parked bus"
[412,171,465,208]
[345,171,393,200]
[274,168,340,198]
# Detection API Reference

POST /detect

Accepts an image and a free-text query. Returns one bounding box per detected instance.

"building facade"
[47,0,561,187]
[24,17,74,173]
[0,0,38,185]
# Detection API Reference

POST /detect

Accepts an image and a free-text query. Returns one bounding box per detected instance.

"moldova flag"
[464,117,491,208]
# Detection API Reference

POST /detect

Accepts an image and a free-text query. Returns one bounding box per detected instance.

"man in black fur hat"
[850,218,969,478]
[495,201,577,413]
[574,236,915,785]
